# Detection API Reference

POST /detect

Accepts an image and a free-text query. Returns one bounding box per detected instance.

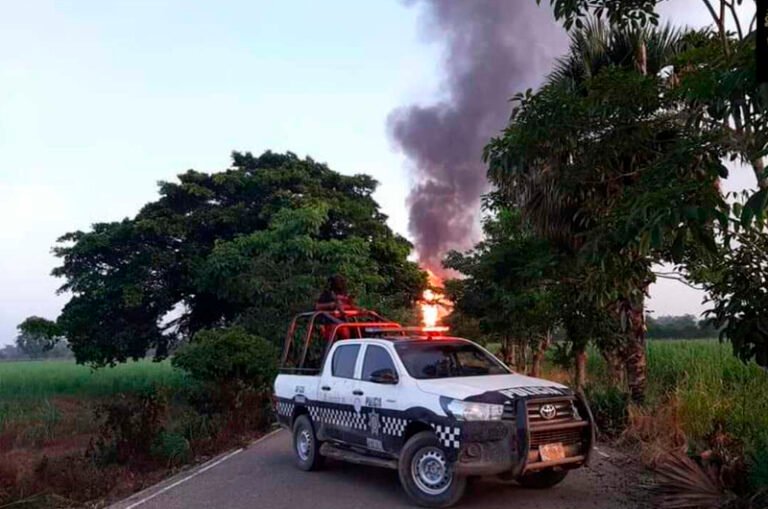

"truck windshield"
[394,341,509,379]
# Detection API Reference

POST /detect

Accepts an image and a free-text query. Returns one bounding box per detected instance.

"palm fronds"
[653,451,733,509]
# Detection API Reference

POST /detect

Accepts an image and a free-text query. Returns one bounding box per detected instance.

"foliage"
[171,327,277,391]
[671,26,768,198]
[195,205,399,342]
[578,340,768,457]
[443,203,559,366]
[484,19,730,401]
[16,316,63,358]
[584,383,628,437]
[653,451,730,509]
[92,389,168,465]
[151,431,191,466]
[535,0,661,30]
[695,227,768,367]
[53,151,424,366]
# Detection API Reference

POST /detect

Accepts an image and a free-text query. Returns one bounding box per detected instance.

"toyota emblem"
[539,404,557,420]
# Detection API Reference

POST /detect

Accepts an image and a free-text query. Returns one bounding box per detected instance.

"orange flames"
[419,270,452,329]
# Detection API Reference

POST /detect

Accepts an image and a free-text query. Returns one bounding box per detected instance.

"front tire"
[518,468,568,489]
[398,431,466,508]
[292,414,324,471]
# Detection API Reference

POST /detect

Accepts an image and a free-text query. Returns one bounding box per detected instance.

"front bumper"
[454,394,594,477]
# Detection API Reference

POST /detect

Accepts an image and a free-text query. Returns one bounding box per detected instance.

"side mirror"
[369,369,398,384]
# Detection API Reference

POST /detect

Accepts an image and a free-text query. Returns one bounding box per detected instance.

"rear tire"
[518,468,568,489]
[398,431,466,508]
[292,414,324,471]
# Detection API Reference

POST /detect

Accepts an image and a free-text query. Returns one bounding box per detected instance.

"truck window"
[362,345,397,381]
[394,341,509,379]
[332,344,360,378]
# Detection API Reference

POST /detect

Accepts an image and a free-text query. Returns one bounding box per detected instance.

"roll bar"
[280,309,404,369]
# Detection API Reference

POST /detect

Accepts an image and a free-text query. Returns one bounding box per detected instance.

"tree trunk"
[500,335,515,367]
[574,343,587,390]
[634,41,647,76]
[601,347,625,386]
[515,339,527,373]
[623,298,648,404]
[529,332,552,378]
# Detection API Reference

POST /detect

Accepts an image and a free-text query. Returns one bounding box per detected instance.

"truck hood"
[415,374,571,403]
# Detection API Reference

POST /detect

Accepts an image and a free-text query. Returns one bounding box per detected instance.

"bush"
[152,431,191,466]
[91,389,168,465]
[172,327,277,391]
[585,383,628,438]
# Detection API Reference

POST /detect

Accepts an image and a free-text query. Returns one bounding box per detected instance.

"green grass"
[0,359,186,401]
[584,339,768,453]
[648,340,768,451]
[0,360,188,435]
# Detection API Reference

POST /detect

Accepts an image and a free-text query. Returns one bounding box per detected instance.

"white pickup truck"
[273,313,594,507]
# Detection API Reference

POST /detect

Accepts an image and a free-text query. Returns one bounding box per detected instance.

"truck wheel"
[398,431,466,508]
[518,468,568,489]
[292,414,324,471]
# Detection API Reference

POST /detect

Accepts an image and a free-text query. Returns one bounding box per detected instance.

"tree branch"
[701,0,720,27]
[725,0,743,40]
[654,271,705,290]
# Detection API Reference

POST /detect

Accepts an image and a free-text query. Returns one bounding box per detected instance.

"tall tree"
[443,203,559,375]
[485,21,726,401]
[54,151,424,366]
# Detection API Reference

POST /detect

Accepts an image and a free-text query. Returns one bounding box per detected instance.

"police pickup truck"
[274,314,594,507]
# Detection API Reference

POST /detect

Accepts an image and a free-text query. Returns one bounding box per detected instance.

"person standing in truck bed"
[315,275,357,340]
[315,274,356,314]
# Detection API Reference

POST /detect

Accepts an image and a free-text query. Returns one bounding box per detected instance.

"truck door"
[356,344,403,454]
[318,343,365,445]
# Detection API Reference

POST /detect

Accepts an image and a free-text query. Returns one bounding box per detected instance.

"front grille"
[527,399,576,425]
[529,426,583,447]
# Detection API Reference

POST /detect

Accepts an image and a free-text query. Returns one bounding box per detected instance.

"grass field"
[650,340,768,451]
[582,339,768,454]
[0,359,186,401]
[0,360,187,437]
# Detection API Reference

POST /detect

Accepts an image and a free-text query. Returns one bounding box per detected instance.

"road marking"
[593,447,610,458]
[121,429,282,509]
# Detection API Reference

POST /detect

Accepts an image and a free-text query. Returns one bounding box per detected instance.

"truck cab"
[274,315,594,508]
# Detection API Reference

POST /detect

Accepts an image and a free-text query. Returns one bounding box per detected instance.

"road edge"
[107,428,283,509]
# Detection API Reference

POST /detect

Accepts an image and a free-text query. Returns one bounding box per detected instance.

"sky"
[0,0,758,345]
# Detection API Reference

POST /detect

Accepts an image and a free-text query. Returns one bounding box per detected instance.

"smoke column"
[389,1,566,273]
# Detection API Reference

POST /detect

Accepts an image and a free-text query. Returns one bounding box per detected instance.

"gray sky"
[0,0,758,345]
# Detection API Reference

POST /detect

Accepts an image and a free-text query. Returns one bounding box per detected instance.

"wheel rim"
[411,446,452,496]
[296,427,312,461]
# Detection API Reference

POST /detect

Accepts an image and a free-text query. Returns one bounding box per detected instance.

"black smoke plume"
[389,0,566,273]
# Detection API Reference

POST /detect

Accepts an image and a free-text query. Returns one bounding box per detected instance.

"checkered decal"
[381,416,408,437]
[309,405,367,430]
[431,423,461,449]
[276,400,294,417]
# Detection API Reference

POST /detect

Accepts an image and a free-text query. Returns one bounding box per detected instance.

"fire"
[419,270,452,329]
[421,289,440,328]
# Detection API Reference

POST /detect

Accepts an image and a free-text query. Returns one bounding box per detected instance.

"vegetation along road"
[111,431,650,509]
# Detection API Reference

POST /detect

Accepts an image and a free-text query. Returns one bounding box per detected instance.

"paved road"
[112,430,650,509]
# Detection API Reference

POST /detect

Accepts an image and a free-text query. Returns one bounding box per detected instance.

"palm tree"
[486,20,691,402]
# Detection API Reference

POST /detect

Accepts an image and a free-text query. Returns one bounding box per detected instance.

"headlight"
[440,397,504,421]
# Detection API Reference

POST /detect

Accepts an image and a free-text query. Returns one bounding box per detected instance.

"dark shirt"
[316,290,354,311]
